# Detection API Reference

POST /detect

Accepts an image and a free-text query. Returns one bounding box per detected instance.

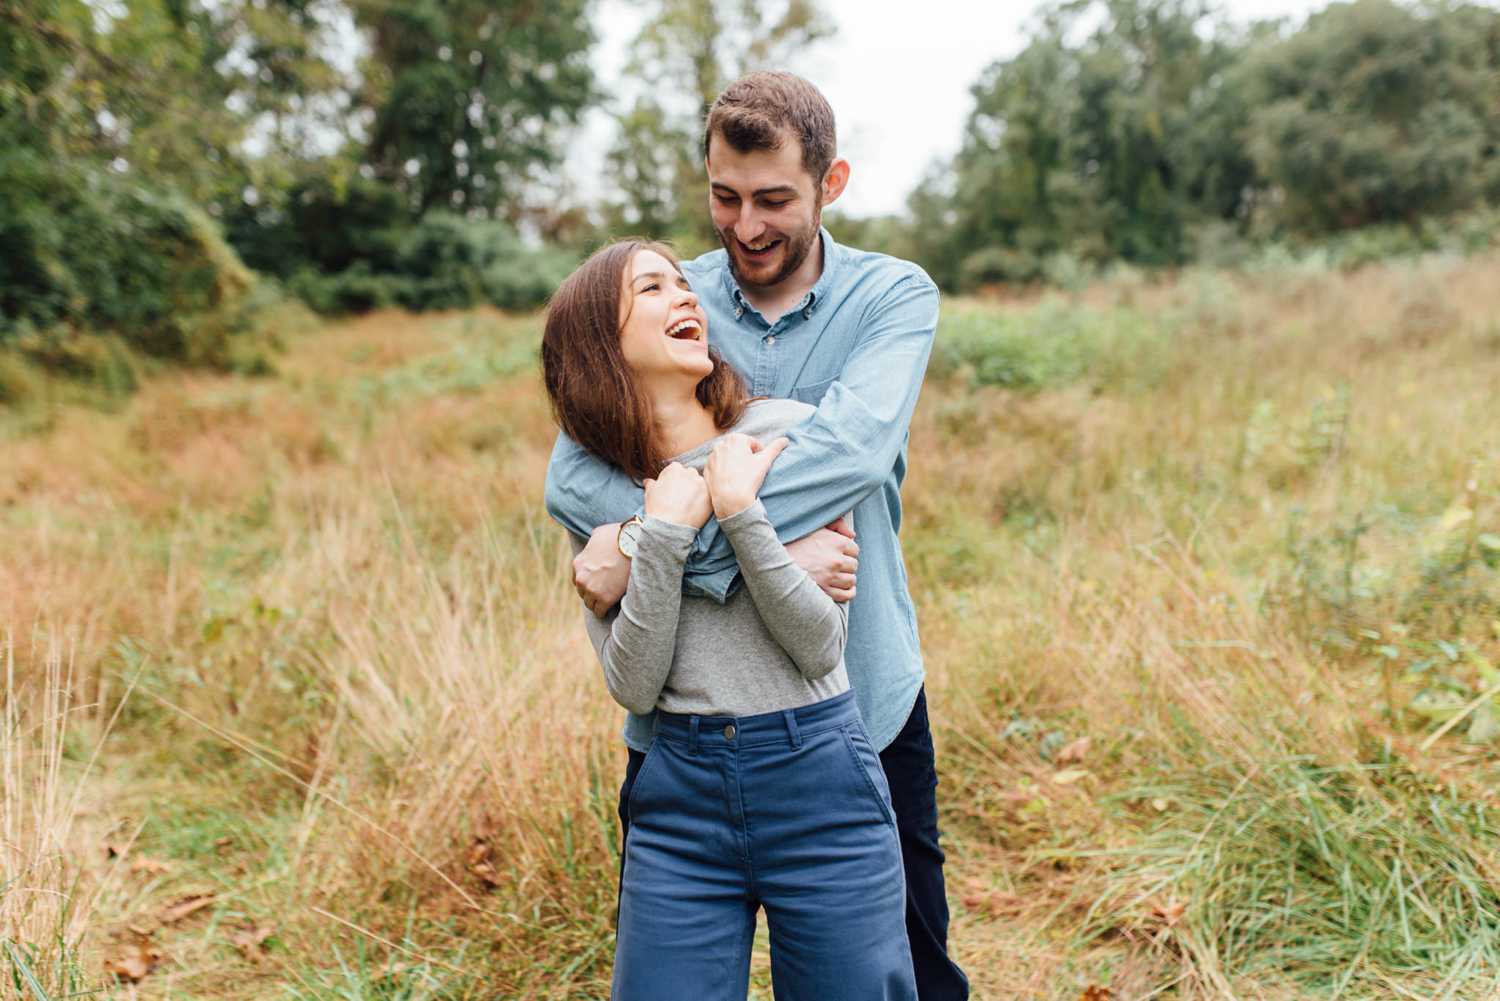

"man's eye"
[715,194,738,205]
[763,200,790,209]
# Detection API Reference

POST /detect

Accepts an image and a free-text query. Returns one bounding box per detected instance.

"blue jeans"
[619,686,969,1000]
[612,691,917,1000]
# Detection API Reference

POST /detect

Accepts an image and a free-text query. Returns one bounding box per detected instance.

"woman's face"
[618,249,712,384]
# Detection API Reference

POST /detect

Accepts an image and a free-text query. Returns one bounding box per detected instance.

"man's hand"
[786,516,859,602]
[574,522,630,619]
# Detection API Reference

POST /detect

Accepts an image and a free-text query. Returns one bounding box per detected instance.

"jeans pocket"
[626,739,666,824]
[840,725,897,830]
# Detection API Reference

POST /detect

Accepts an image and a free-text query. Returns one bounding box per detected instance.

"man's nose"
[734,205,764,243]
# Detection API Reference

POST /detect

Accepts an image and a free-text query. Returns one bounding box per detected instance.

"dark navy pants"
[613,691,917,1000]
[618,686,969,1000]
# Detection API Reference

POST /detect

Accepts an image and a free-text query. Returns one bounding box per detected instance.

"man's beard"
[720,207,821,289]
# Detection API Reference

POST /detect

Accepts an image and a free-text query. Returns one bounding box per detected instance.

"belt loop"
[783,710,801,748]
[688,716,701,755]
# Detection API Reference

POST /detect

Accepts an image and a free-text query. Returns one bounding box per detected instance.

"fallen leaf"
[1080,987,1113,1001]
[104,940,162,982]
[159,893,215,925]
[214,836,234,851]
[130,855,170,875]
[1150,899,1187,927]
[467,837,503,888]
[1057,736,1092,764]
[1052,768,1091,785]
[227,923,274,956]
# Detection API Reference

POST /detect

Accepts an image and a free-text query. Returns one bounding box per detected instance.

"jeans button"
[723,724,736,740]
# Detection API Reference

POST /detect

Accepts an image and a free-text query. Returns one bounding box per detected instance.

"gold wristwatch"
[617,516,644,559]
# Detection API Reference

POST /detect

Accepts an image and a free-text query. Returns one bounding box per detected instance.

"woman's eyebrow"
[632,271,689,288]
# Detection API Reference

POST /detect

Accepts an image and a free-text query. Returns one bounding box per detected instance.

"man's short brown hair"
[703,71,837,184]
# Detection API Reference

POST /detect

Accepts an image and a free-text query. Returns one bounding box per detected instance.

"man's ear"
[820,158,851,207]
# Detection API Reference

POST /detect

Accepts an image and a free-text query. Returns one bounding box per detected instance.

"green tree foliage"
[603,0,832,247]
[1237,0,1500,231]
[922,0,1256,288]
[0,0,306,378]
[912,0,1500,290]
[352,0,595,218]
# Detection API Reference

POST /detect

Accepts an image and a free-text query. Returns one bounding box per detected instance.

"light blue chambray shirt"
[544,228,939,752]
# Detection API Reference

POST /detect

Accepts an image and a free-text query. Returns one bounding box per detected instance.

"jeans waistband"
[653,690,859,750]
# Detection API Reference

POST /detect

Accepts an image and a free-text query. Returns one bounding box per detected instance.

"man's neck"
[738,233,824,324]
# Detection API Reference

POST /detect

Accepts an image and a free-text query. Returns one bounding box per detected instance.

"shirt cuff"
[717,498,769,538]
[640,516,699,561]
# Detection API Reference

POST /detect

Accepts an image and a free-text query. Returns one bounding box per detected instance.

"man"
[544,71,969,999]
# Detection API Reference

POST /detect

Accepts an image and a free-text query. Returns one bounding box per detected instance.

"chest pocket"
[789,377,835,407]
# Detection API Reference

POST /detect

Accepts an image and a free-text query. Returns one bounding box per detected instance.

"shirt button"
[723,724,736,740]
[766,335,776,345]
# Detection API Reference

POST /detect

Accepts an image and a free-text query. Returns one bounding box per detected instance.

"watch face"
[619,521,642,558]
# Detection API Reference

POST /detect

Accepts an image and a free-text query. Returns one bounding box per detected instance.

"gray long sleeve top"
[570,399,852,718]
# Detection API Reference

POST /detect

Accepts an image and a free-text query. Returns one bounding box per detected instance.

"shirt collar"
[722,227,841,321]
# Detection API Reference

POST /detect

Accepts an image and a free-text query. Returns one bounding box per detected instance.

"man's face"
[706,132,822,289]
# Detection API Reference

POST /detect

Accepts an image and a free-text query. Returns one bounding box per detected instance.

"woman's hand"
[643,462,713,529]
[703,434,790,520]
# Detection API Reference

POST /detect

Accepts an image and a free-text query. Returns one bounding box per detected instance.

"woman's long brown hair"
[542,239,750,482]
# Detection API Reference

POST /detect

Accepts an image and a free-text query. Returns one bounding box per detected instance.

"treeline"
[1,0,593,397]
[3,0,1499,399]
[889,0,1500,289]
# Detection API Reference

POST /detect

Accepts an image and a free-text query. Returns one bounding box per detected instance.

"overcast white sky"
[567,0,1330,217]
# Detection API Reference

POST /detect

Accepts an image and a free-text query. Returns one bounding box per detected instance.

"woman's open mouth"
[665,318,702,341]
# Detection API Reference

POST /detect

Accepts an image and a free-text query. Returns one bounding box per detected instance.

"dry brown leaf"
[159,893,215,925]
[214,835,234,851]
[1052,768,1091,785]
[1080,987,1113,1001]
[130,854,170,875]
[1149,899,1187,927]
[227,923,274,955]
[1057,736,1092,764]
[467,837,503,888]
[104,940,162,982]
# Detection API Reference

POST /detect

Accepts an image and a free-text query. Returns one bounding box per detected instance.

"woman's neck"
[651,385,721,460]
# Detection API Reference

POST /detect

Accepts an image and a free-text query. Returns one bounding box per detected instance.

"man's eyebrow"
[711,183,799,198]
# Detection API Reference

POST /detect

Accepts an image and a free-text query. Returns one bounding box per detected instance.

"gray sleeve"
[717,499,850,680]
[569,517,696,714]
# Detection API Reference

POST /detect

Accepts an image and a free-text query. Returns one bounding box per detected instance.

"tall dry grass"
[1,258,1498,997]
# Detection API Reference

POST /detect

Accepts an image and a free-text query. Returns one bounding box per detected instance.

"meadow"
[3,250,1499,999]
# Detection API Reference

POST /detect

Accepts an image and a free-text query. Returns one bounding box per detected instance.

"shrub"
[0,151,278,377]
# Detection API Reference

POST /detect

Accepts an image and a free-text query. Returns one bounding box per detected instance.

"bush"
[271,209,577,317]
[1,150,278,376]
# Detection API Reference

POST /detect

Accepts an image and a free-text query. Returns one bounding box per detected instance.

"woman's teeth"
[666,320,699,339]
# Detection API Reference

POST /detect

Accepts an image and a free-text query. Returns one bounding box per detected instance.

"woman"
[542,239,917,1000]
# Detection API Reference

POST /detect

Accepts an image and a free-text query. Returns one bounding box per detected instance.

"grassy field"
[3,251,1500,999]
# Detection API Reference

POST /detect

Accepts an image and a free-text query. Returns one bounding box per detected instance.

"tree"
[351,0,595,218]
[1237,0,1500,231]
[923,0,1259,287]
[602,0,833,246]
